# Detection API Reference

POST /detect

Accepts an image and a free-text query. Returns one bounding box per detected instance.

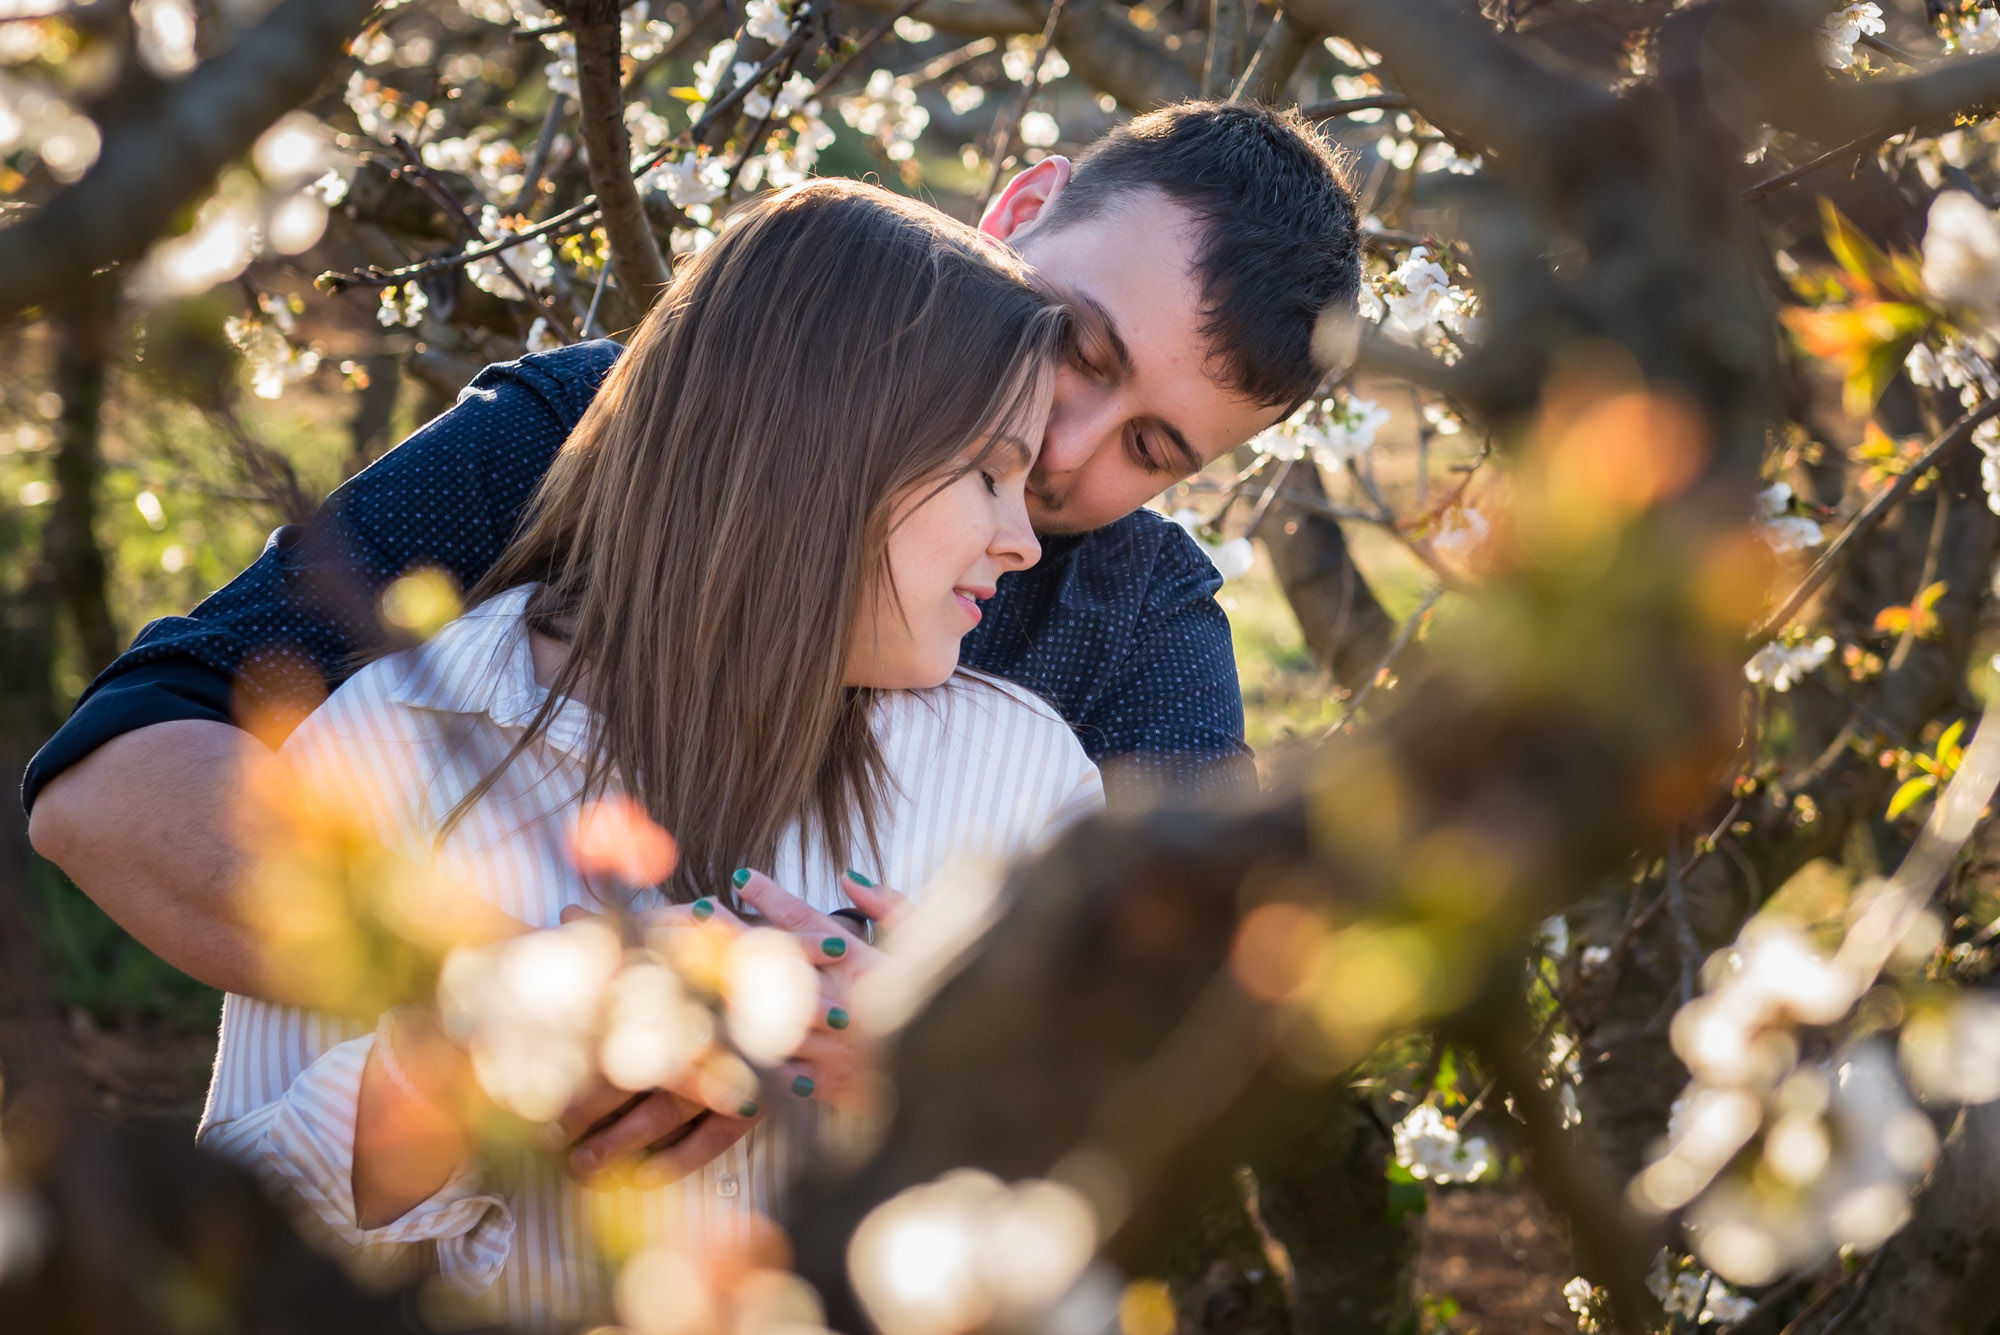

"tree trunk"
[1258,464,1398,691]
[46,276,120,679]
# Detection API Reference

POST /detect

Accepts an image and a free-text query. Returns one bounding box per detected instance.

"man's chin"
[1026,496,1097,536]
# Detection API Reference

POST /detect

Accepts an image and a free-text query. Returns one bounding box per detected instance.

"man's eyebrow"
[1152,419,1201,473]
[993,434,1036,470]
[1076,292,1135,381]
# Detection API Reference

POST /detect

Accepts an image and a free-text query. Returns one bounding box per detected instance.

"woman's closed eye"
[981,469,1001,497]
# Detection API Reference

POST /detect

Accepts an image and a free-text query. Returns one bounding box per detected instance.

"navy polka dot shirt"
[24,341,1254,811]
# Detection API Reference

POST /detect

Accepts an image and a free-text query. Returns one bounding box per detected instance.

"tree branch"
[1283,0,1618,168]
[555,0,670,314]
[1754,399,2000,642]
[0,0,378,317]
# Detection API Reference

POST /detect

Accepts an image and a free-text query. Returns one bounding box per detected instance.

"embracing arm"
[23,342,620,999]
[29,719,265,995]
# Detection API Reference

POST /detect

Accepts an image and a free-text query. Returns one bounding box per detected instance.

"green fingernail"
[738,1100,759,1118]
[692,897,714,921]
[846,869,875,887]
[731,868,751,888]
[822,936,847,959]
[791,1074,816,1098]
[827,1007,849,1030]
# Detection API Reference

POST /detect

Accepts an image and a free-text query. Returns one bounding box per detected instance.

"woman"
[197,179,1103,1326]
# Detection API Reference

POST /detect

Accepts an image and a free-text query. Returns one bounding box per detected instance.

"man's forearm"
[28,719,273,998]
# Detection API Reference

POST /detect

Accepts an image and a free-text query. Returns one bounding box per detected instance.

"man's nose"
[1039,378,1120,478]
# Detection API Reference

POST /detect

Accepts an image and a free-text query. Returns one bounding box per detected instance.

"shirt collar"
[387,583,595,758]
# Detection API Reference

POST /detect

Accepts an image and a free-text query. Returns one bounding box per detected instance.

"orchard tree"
[18,2,2000,1334]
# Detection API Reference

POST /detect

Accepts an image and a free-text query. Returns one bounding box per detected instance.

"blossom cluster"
[1820,2,1885,71]
[1390,1103,1494,1184]
[1245,394,1392,471]
[1359,246,1480,358]
[1631,909,1952,1285]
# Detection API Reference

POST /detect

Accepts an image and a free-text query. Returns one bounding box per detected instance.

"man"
[27,100,1358,1173]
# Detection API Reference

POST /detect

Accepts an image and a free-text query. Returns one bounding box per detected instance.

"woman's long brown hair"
[455,179,1070,903]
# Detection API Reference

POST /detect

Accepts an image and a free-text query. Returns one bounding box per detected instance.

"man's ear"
[979,156,1072,242]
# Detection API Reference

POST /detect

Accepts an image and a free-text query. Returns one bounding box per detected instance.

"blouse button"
[716,1173,739,1198]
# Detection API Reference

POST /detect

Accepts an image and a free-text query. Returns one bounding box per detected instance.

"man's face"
[988,175,1285,535]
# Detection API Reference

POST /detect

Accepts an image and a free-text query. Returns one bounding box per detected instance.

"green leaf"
[1938,718,1967,770]
[1823,199,1894,296]
[1433,1046,1461,1104]
[1888,775,1937,821]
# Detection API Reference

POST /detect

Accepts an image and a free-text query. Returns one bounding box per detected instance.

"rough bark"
[45,277,121,679]
[555,0,671,314]
[1258,465,1398,692]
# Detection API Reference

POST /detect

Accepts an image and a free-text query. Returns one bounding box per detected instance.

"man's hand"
[28,720,272,997]
[549,902,766,1186]
[546,870,909,1184]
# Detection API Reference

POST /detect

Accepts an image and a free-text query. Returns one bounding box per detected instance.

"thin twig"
[319,23,813,295]
[806,0,931,103]
[978,0,1067,213]
[1753,398,2000,642]
[1859,31,1928,68]
[388,133,574,341]
[1299,92,1409,118]
[510,92,570,212]
[1326,585,1441,734]
[1242,454,1298,540]
[1742,130,1896,201]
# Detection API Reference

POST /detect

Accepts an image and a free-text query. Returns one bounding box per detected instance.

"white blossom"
[1310,396,1390,466]
[1761,514,1824,551]
[840,67,929,161]
[645,150,728,208]
[465,205,555,301]
[525,316,564,354]
[1647,1256,1757,1325]
[225,308,321,399]
[1431,504,1489,561]
[1922,191,2000,319]
[1745,636,1834,691]
[1169,510,1254,583]
[1001,34,1068,82]
[1820,3,1885,70]
[132,0,198,77]
[1962,10,2000,53]
[1563,1277,1602,1334]
[1391,1103,1494,1184]
[377,282,428,328]
[1018,110,1060,149]
[744,0,792,45]
[1756,481,1823,551]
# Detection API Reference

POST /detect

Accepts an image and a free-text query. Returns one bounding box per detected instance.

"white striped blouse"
[196,584,1103,1329]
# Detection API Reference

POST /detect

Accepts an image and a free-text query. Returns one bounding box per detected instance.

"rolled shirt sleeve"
[205,1021,513,1294]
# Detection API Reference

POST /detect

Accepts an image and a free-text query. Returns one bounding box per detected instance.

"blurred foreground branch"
[0,0,376,317]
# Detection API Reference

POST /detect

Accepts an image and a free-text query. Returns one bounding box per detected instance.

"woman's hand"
[729,868,910,1110]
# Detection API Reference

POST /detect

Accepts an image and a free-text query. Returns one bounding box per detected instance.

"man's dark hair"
[1038,100,1360,411]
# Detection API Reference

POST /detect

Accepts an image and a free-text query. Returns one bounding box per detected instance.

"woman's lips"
[955,590,982,625]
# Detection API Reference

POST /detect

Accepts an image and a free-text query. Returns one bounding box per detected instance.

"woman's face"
[845,374,1053,690]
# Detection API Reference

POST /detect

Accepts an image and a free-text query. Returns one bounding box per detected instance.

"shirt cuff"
[255,1027,514,1294]
[22,658,236,814]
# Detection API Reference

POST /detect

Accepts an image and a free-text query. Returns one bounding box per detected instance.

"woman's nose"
[993,495,1041,571]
